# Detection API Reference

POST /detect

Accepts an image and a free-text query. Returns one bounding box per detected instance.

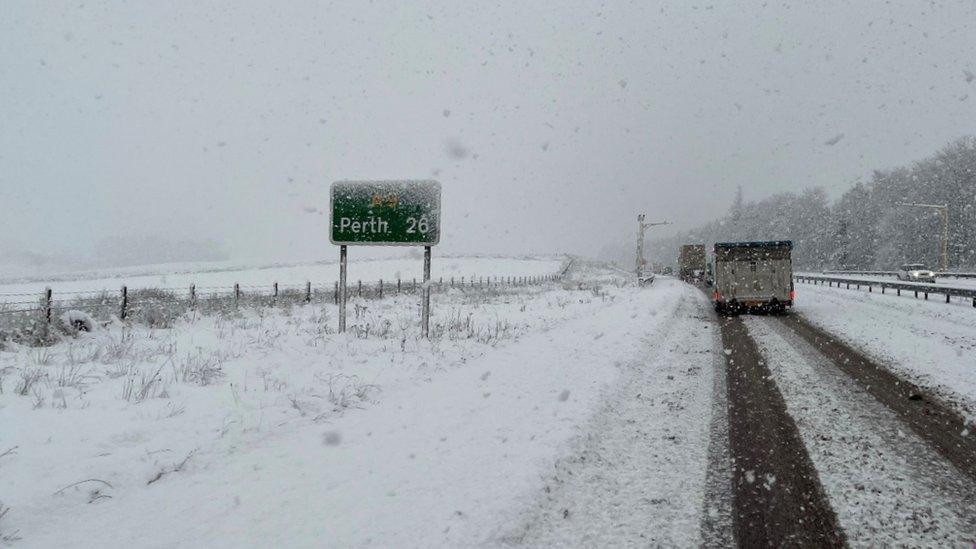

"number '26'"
[405,216,429,234]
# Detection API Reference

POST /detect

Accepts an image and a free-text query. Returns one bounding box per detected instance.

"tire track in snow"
[746,317,976,546]
[719,316,845,547]
[504,287,718,547]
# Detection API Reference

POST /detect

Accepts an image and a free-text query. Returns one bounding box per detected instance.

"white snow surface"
[793,280,976,421]
[0,265,702,547]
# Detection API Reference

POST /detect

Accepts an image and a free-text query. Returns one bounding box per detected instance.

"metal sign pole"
[339,245,348,333]
[421,245,431,338]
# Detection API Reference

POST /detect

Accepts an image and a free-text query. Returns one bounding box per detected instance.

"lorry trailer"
[712,240,794,314]
[678,244,707,282]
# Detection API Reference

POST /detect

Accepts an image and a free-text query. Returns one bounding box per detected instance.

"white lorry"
[712,240,794,314]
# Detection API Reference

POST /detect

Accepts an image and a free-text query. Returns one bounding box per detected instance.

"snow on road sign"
[330,180,441,246]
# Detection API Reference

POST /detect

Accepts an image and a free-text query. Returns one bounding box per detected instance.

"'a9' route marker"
[330,180,441,336]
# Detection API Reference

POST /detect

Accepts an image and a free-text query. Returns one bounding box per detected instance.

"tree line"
[649,136,976,271]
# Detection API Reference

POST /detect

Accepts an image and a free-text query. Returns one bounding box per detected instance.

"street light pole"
[636,214,671,283]
[897,202,949,272]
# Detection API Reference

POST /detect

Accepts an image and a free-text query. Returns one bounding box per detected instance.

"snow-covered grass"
[793,281,976,421]
[1,264,688,547]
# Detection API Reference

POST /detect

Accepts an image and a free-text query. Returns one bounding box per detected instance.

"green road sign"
[330,180,441,246]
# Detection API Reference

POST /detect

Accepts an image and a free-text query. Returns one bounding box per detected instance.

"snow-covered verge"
[793,281,976,422]
[0,269,690,547]
[506,287,718,547]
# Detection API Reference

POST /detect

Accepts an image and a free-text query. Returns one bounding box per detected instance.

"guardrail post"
[397,278,401,295]
[120,286,128,320]
[413,278,417,291]
[190,284,197,309]
[945,294,950,303]
[897,288,901,296]
[273,282,278,306]
[305,281,312,303]
[924,292,928,300]
[379,279,383,299]
[234,283,240,307]
[357,280,362,297]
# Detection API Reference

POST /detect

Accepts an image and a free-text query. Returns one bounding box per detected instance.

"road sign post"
[421,246,431,338]
[331,180,441,336]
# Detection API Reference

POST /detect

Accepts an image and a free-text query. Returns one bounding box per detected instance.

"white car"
[896,263,937,283]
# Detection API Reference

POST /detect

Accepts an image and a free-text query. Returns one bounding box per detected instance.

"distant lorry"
[712,240,794,314]
[678,244,707,282]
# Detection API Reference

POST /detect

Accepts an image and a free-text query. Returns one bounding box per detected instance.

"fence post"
[120,286,128,320]
[451,277,454,287]
[44,287,52,324]
[397,278,401,295]
[358,280,362,297]
[334,281,339,305]
[234,283,240,307]
[379,279,384,299]
[413,278,417,291]
[273,282,278,306]
[305,281,312,303]
[190,284,196,309]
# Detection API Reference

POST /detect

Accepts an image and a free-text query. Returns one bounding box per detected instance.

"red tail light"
[790,290,796,301]
[713,290,721,301]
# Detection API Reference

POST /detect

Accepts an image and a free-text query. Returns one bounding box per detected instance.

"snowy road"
[794,277,976,420]
[746,317,976,546]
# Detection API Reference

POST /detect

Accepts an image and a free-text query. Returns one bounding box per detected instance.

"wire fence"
[0,272,568,347]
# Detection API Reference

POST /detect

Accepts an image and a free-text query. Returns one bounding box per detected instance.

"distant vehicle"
[678,244,707,283]
[712,241,794,314]
[663,266,674,275]
[896,263,937,283]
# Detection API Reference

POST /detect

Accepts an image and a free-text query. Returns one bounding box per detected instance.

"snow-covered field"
[0,264,712,547]
[793,281,976,420]
[0,256,564,304]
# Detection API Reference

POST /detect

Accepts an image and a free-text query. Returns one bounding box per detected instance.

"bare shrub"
[101,329,135,363]
[173,351,224,386]
[15,367,43,396]
[0,502,21,543]
[121,365,165,402]
[147,449,196,485]
[316,373,379,415]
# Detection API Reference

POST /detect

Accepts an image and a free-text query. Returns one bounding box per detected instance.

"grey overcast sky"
[1,1,974,266]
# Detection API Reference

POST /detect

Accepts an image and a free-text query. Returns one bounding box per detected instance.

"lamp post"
[636,214,671,283]
[897,202,949,272]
